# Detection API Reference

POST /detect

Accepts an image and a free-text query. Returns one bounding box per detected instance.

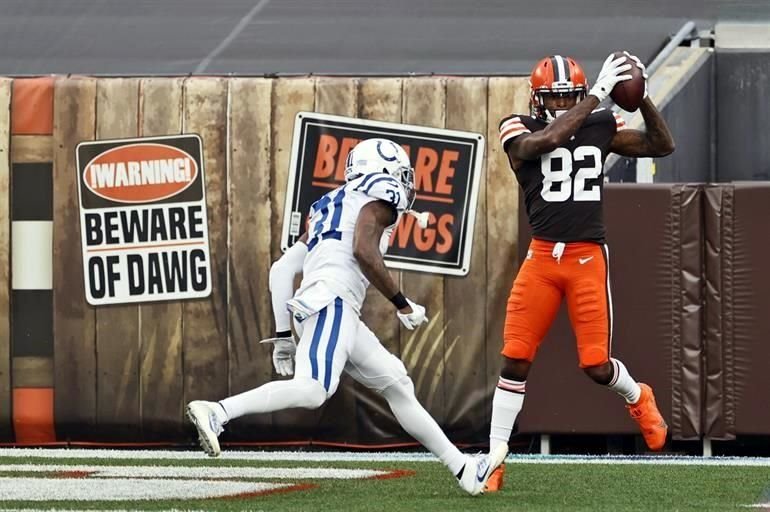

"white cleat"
[186,400,224,457]
[457,443,509,496]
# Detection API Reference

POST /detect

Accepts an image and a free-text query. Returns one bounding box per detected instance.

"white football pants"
[222,295,466,475]
[294,297,408,397]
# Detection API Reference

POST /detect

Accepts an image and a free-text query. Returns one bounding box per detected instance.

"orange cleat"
[627,383,668,451]
[484,463,505,493]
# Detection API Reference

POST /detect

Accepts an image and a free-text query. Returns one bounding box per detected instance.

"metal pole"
[647,21,698,76]
[540,434,551,455]
[703,438,713,457]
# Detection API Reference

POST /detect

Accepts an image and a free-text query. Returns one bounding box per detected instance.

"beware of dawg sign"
[282,113,485,276]
[75,135,212,305]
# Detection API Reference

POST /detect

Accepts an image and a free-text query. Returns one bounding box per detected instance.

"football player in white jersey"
[187,138,507,495]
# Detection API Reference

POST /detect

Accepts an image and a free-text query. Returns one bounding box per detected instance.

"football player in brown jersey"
[486,53,675,492]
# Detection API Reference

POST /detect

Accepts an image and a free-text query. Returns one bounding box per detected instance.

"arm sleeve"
[268,241,308,333]
[612,112,627,132]
[499,115,532,151]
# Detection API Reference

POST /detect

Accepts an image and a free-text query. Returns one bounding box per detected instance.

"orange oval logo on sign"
[83,143,198,203]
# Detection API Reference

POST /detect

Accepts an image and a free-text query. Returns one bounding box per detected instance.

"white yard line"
[2,448,770,466]
[0,477,290,501]
[508,456,770,467]
[0,448,437,461]
[0,464,388,479]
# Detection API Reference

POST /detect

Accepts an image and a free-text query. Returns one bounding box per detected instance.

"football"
[609,51,645,112]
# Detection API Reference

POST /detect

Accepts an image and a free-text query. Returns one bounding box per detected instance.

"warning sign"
[281,112,484,276]
[76,135,212,305]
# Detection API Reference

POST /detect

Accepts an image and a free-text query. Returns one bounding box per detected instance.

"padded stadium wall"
[0,75,528,446]
[1,76,769,447]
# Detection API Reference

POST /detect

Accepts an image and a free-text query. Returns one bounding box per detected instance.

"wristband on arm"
[389,291,409,310]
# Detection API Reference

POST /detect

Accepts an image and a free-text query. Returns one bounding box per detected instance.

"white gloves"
[589,53,633,103]
[623,51,649,98]
[396,298,429,330]
[259,336,297,376]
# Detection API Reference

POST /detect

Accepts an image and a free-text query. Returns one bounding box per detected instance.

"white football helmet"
[344,138,416,207]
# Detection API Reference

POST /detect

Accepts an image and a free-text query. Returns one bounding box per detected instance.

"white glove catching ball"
[589,53,633,103]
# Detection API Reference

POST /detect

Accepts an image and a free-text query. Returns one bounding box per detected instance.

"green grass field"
[0,450,768,511]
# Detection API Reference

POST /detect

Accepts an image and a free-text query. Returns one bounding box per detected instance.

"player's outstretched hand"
[623,51,649,98]
[589,53,633,102]
[397,298,429,330]
[259,335,297,376]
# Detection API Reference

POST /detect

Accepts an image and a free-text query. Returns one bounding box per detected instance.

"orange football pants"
[502,238,613,368]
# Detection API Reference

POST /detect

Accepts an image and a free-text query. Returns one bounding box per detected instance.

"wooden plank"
[0,78,11,440]
[227,78,274,438]
[316,78,358,118]
[12,357,54,387]
[400,77,447,424]
[182,78,229,406]
[270,78,315,262]
[443,77,489,440]
[94,78,140,439]
[53,77,97,439]
[312,77,361,442]
[356,78,406,440]
[485,78,530,402]
[11,135,53,163]
[138,77,185,439]
[270,77,315,440]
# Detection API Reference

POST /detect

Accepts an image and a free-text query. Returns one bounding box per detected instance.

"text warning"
[76,135,212,305]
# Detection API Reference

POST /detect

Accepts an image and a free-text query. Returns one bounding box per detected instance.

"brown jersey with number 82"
[499,109,625,244]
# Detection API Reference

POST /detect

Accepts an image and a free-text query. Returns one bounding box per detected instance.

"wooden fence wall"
[0,76,529,444]
[3,76,770,446]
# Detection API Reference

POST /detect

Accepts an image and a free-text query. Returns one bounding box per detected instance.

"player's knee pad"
[381,375,416,402]
[293,377,327,409]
